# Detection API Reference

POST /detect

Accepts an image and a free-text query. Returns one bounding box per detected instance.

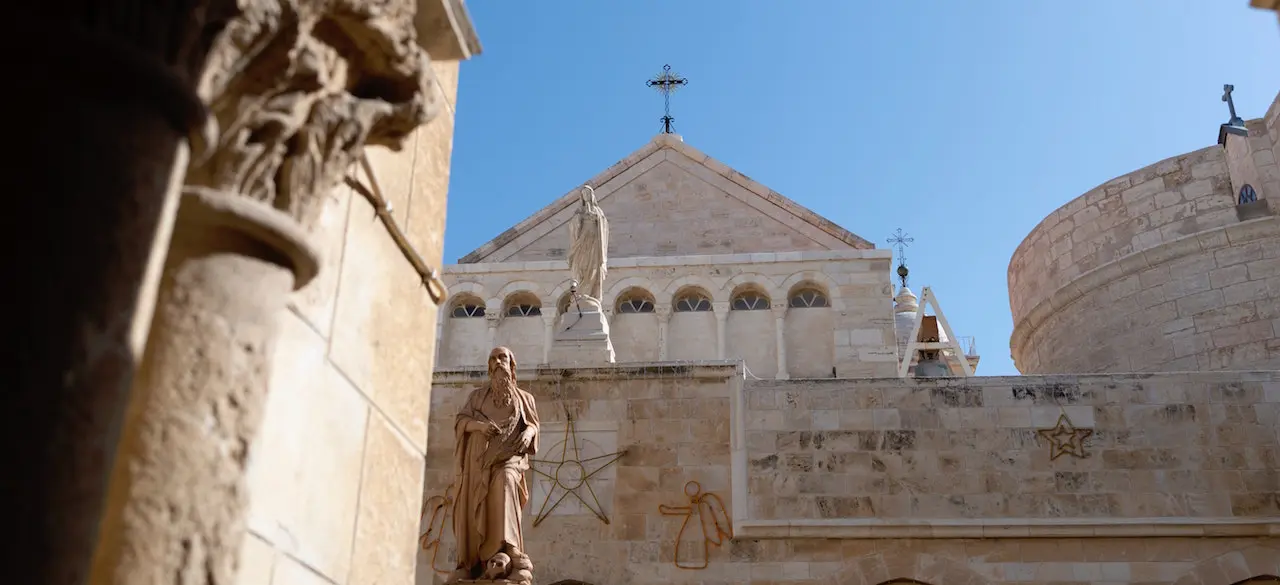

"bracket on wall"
[897,286,974,378]
[344,152,449,305]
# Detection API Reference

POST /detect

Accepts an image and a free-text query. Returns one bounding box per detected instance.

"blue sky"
[441,2,1279,375]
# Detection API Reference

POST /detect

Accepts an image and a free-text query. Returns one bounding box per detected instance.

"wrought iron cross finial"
[646,64,689,134]
[887,228,914,288]
[1222,84,1244,125]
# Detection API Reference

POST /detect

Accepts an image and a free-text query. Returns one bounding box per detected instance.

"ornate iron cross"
[646,64,689,134]
[887,228,914,288]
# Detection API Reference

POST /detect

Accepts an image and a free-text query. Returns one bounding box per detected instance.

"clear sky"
[441,2,1279,375]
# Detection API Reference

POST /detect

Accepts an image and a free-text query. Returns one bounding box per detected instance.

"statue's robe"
[451,384,540,576]
[568,202,609,302]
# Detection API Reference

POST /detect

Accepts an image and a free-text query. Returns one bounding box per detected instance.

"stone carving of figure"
[449,347,540,584]
[568,185,609,303]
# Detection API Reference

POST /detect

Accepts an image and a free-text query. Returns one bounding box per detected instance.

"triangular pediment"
[458,134,872,263]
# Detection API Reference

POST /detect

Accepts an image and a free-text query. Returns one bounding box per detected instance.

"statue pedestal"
[548,297,615,365]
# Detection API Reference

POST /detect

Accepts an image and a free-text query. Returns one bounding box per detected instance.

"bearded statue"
[449,347,540,584]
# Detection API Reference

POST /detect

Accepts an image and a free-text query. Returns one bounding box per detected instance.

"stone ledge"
[415,0,482,60]
[432,360,743,383]
[445,249,893,274]
[733,517,1280,539]
[1009,215,1280,362]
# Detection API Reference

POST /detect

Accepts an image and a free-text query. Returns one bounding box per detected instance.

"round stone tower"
[1008,92,1280,373]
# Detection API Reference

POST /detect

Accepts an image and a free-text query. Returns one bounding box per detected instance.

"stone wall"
[233,57,464,585]
[1009,91,1280,374]
[420,364,1280,585]
[437,249,902,378]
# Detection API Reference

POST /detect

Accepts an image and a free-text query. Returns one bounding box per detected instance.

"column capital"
[484,312,501,328]
[541,310,558,325]
[771,302,789,317]
[712,301,731,316]
[655,304,673,320]
[188,2,441,235]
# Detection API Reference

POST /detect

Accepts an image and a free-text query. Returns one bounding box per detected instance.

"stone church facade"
[422,85,1280,585]
[435,134,948,379]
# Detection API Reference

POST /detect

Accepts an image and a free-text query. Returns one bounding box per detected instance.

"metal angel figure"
[418,484,455,575]
[657,480,733,570]
[567,185,609,303]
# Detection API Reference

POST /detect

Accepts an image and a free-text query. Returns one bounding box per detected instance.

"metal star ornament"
[1037,414,1093,460]
[528,416,626,526]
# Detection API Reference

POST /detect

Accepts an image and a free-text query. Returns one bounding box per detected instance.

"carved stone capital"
[188,0,441,233]
[712,301,731,316]
[771,302,789,318]
[655,305,673,320]
[485,312,501,328]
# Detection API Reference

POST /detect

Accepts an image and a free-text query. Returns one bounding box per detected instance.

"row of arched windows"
[448,285,831,318]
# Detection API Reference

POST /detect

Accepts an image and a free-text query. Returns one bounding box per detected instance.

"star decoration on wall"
[1037,413,1094,460]
[528,416,626,527]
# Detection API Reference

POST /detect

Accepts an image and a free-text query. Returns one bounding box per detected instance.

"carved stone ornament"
[188,0,440,232]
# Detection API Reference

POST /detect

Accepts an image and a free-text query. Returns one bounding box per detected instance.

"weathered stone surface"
[424,366,1280,585]
[1010,90,1280,374]
[189,0,440,233]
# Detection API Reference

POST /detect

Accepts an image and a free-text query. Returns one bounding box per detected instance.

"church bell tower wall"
[437,249,898,378]
[1009,94,1280,374]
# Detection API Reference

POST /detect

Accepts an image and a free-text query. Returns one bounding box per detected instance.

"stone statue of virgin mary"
[568,185,609,303]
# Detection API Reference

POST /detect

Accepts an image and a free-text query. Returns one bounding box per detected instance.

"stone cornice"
[1009,215,1279,365]
[444,249,892,275]
[431,360,742,384]
[415,0,482,60]
[733,517,1280,539]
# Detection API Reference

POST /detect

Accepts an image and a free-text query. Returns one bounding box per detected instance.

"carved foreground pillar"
[92,2,439,583]
[5,4,234,585]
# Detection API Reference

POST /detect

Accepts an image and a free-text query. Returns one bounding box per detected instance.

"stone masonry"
[421,363,1280,585]
[1009,90,1280,375]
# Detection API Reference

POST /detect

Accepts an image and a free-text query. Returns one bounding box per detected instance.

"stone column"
[542,310,557,363]
[713,302,730,359]
[487,312,501,348]
[656,305,673,360]
[90,4,441,584]
[7,4,234,585]
[772,303,790,380]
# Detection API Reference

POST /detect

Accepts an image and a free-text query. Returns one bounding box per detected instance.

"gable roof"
[458,133,873,263]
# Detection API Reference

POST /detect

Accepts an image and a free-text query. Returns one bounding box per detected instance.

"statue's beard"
[490,366,517,407]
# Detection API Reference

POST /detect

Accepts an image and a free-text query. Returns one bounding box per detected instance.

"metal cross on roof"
[1222,84,1245,126]
[646,64,689,134]
[887,228,914,288]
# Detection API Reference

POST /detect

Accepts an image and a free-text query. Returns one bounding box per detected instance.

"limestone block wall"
[421,364,1280,585]
[233,59,463,585]
[1009,95,1280,374]
[436,249,898,378]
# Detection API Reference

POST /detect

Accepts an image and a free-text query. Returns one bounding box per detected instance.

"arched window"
[616,288,655,314]
[449,295,485,318]
[788,287,830,308]
[730,288,770,311]
[1240,184,1258,205]
[503,292,542,317]
[674,291,712,312]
